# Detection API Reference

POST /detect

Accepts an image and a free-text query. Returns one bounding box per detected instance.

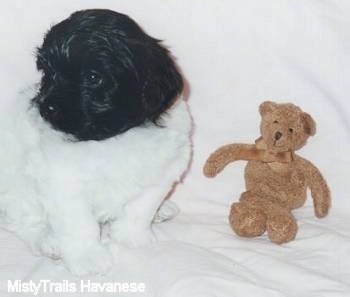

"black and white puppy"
[34,9,184,141]
[0,9,191,275]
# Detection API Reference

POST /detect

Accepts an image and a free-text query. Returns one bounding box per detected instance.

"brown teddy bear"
[203,101,331,244]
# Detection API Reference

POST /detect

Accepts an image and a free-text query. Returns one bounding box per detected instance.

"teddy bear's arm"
[203,144,262,177]
[298,157,331,218]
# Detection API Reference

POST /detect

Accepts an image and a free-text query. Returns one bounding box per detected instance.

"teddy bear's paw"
[266,214,298,244]
[203,160,221,177]
[229,203,267,237]
[315,201,330,218]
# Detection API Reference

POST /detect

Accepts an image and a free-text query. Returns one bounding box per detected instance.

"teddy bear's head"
[259,101,316,153]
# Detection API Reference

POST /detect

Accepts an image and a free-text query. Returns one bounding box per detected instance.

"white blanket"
[0,1,349,296]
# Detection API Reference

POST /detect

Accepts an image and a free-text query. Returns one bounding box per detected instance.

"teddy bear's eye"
[273,120,278,124]
[289,128,294,133]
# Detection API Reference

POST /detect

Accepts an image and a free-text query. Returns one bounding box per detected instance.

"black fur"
[32,9,183,141]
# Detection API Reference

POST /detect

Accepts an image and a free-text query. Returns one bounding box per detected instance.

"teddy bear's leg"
[239,191,298,244]
[229,200,267,237]
[266,210,298,244]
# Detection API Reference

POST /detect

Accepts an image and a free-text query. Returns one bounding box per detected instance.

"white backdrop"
[0,1,350,296]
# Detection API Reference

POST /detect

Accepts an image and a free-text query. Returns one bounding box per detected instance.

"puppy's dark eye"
[85,70,103,88]
[289,128,294,133]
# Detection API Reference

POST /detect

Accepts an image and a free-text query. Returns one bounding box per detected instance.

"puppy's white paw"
[153,200,180,223]
[63,243,113,276]
[100,221,111,245]
[111,221,155,248]
[40,234,61,260]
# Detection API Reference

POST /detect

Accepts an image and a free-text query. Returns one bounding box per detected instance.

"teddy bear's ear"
[301,112,316,136]
[259,101,277,116]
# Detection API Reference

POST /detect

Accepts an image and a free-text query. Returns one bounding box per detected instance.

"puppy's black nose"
[274,131,282,140]
[41,102,59,118]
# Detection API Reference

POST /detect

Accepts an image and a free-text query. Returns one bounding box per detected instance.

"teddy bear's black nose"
[274,131,282,140]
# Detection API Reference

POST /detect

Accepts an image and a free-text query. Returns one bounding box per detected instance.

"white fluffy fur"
[0,91,191,275]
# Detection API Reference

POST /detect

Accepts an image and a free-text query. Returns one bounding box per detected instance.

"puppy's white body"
[0,94,191,275]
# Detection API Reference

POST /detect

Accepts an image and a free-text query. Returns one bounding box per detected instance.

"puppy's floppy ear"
[141,45,184,121]
[102,10,183,120]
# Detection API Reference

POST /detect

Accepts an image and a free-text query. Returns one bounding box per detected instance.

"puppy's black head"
[33,9,183,140]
